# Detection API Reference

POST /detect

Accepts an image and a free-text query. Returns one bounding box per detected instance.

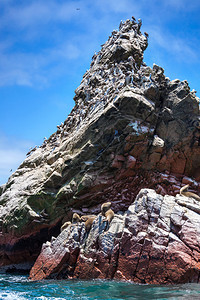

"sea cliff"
[1,18,200,284]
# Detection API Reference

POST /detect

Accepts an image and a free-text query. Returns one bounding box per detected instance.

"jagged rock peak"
[89,17,148,68]
[44,18,148,146]
[73,18,148,105]
[1,17,200,276]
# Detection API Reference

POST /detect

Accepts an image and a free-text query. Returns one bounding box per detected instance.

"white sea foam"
[0,291,26,300]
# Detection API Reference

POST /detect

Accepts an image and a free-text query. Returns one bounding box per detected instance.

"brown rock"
[29,189,200,284]
[126,155,136,169]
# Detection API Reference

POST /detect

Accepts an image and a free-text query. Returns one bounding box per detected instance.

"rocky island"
[1,18,200,284]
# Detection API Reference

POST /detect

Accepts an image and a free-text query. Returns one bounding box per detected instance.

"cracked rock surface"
[0,17,200,281]
[30,189,200,284]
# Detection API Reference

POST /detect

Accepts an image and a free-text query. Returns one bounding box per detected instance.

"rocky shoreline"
[0,17,200,284]
[29,188,200,284]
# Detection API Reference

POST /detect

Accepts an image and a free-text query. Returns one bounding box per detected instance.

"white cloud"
[0,0,199,88]
[0,0,140,87]
[148,26,198,62]
[95,0,140,14]
[0,39,83,87]
[162,0,200,10]
[0,1,82,29]
[0,134,33,185]
[0,0,199,184]
[51,42,81,60]
[0,149,25,168]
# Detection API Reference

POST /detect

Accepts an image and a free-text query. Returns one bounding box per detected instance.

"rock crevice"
[29,189,200,284]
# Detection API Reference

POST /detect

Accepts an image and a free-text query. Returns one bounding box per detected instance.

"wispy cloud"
[162,0,200,10]
[0,134,33,185]
[148,25,198,62]
[0,0,199,88]
[0,38,83,87]
[95,0,140,14]
[0,0,199,185]
[0,0,106,87]
[0,1,81,29]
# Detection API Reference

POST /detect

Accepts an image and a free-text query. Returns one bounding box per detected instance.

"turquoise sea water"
[0,274,200,300]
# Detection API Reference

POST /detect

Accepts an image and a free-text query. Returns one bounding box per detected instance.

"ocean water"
[0,274,200,300]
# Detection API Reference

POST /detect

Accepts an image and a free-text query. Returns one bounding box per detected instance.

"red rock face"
[30,189,200,284]
[30,225,82,280]
[0,223,61,271]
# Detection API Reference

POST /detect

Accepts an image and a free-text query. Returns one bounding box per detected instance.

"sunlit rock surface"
[0,18,200,283]
[30,189,200,284]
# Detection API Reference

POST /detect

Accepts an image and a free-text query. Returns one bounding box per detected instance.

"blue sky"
[0,0,200,185]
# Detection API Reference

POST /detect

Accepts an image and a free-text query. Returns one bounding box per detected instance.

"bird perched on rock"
[138,18,142,28]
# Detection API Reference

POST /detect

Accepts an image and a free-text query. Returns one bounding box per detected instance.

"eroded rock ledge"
[30,189,200,284]
[0,17,200,281]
